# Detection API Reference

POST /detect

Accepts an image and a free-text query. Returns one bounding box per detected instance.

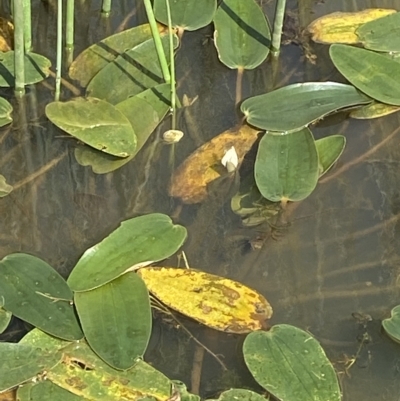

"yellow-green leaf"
[138,267,272,333]
[350,101,400,119]
[307,9,396,45]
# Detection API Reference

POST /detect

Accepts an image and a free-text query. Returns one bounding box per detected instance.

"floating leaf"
[0,254,83,341]
[69,24,166,87]
[74,83,171,174]
[255,128,319,202]
[356,12,400,52]
[20,328,71,352]
[138,267,272,333]
[350,101,400,119]
[213,0,270,69]
[243,325,341,401]
[0,51,51,87]
[75,273,151,370]
[307,8,396,44]
[46,97,136,157]
[155,0,216,31]
[87,35,178,105]
[0,18,14,51]
[0,343,61,392]
[0,97,12,127]
[241,82,371,132]
[330,44,400,106]
[17,381,87,401]
[68,214,187,292]
[0,307,11,334]
[47,341,172,401]
[170,124,260,203]
[382,305,400,344]
[315,135,346,176]
[210,388,266,401]
[0,174,12,197]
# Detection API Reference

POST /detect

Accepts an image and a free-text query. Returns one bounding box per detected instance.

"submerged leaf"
[0,51,51,87]
[46,97,136,157]
[0,174,12,197]
[213,0,270,69]
[241,82,371,132]
[307,8,396,44]
[170,124,260,203]
[67,214,187,291]
[75,273,151,370]
[243,326,341,401]
[138,267,273,333]
[315,135,346,176]
[255,128,319,202]
[0,96,12,127]
[330,44,400,106]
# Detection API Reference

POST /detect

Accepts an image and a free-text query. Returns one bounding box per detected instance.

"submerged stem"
[271,0,286,56]
[55,0,62,101]
[13,0,25,96]
[165,0,176,129]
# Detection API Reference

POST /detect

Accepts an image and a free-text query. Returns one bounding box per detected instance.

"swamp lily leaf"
[0,174,12,196]
[0,96,12,127]
[330,44,400,106]
[47,342,172,401]
[87,35,178,105]
[382,305,400,344]
[69,23,166,87]
[255,128,319,202]
[138,267,273,333]
[356,12,400,52]
[213,0,270,69]
[0,343,61,392]
[169,124,260,203]
[68,213,187,292]
[75,83,171,173]
[74,273,151,370]
[241,82,371,132]
[0,253,83,341]
[154,0,217,31]
[17,381,87,401]
[307,8,396,44]
[46,97,136,157]
[0,307,11,333]
[0,51,51,86]
[350,101,400,119]
[315,135,346,176]
[243,325,341,401]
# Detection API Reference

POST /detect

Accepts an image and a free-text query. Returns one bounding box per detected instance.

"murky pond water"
[1,0,400,400]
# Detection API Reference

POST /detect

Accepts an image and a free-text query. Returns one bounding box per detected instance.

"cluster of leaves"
[0,212,341,401]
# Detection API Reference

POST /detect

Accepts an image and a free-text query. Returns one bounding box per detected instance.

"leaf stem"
[271,0,286,56]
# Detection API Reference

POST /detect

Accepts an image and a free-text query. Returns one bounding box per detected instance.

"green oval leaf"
[45,98,136,157]
[75,83,171,174]
[356,12,400,52]
[0,253,83,341]
[213,0,270,69]
[67,213,187,291]
[75,273,151,370]
[155,0,217,31]
[0,51,51,87]
[382,305,400,344]
[255,128,319,202]
[211,389,266,401]
[330,44,400,106]
[0,343,61,392]
[20,328,71,352]
[17,381,87,401]
[87,35,178,105]
[0,96,12,127]
[315,135,346,176]
[0,306,11,333]
[243,325,341,401]
[69,24,160,87]
[241,82,371,132]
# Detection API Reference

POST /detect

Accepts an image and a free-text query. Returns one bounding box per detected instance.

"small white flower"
[221,146,238,172]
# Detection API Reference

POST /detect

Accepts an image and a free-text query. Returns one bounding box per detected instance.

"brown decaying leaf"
[307,8,396,45]
[0,18,14,52]
[169,124,260,203]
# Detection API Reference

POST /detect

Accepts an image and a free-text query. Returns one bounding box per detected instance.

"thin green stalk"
[23,0,31,51]
[13,0,25,96]
[55,0,62,101]
[66,0,74,66]
[102,0,111,15]
[271,0,286,56]
[165,0,176,129]
[143,0,170,83]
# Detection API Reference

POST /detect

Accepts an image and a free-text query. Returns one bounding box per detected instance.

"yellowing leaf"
[138,267,272,333]
[0,18,13,52]
[307,9,396,45]
[350,101,400,119]
[169,125,259,203]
